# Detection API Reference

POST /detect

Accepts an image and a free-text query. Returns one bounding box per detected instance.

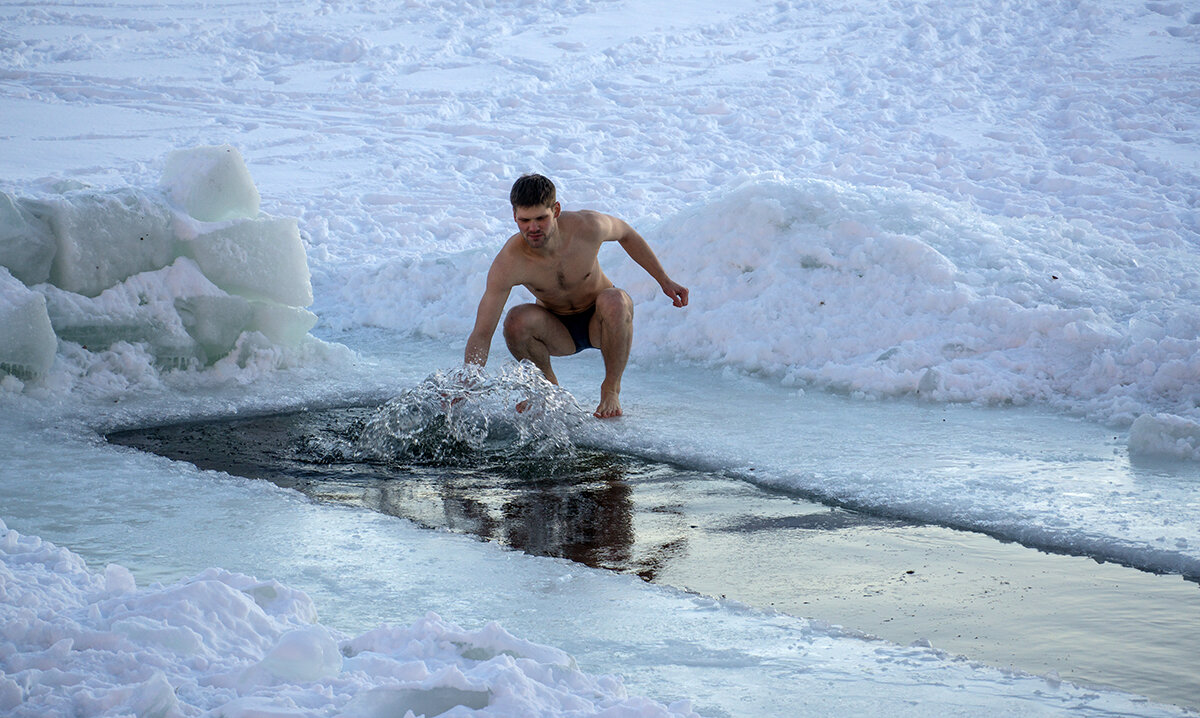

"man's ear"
[552,201,561,218]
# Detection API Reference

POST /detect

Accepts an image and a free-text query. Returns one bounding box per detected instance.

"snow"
[1,0,1199,715]
[0,518,694,717]
[1130,413,1200,462]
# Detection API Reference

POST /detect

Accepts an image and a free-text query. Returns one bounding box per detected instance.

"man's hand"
[662,279,689,308]
[439,363,488,410]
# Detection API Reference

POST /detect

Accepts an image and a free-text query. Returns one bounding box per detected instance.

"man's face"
[514,202,560,249]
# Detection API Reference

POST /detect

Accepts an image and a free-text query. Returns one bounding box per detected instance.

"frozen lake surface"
[7,334,1195,714]
[106,356,1200,710]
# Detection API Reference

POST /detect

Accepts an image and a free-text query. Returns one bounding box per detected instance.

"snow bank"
[0,146,318,384]
[639,176,1200,452]
[624,176,1200,429]
[1129,413,1200,462]
[0,518,696,717]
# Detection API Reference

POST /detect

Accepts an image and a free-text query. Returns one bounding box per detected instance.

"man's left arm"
[609,216,689,307]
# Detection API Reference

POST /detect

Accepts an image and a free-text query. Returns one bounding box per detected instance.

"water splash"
[345,361,593,474]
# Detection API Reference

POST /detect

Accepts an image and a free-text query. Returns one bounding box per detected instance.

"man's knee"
[595,288,633,323]
[502,305,536,342]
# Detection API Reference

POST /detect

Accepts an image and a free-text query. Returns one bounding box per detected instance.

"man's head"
[511,174,560,249]
[510,174,556,210]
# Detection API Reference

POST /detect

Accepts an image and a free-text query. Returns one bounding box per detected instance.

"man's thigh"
[505,303,578,356]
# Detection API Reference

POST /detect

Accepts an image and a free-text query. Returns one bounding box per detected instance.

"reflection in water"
[352,453,639,571]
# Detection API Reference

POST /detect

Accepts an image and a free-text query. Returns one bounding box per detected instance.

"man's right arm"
[464,262,513,367]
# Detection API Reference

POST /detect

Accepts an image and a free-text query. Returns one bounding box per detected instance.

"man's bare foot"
[593,392,622,419]
[515,399,530,413]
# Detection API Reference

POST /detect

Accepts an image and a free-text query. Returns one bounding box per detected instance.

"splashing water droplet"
[349,361,593,474]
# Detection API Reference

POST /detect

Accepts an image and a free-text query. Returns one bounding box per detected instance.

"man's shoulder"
[562,209,622,239]
[562,208,608,224]
[493,233,527,264]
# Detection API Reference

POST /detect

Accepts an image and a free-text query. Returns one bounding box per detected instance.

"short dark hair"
[510,174,556,208]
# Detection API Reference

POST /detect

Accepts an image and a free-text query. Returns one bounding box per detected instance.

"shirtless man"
[465,174,688,418]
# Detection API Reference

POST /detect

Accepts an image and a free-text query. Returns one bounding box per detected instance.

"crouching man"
[464,174,688,418]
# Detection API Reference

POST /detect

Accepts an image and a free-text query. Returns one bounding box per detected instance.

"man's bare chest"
[520,249,603,308]
[525,255,594,290]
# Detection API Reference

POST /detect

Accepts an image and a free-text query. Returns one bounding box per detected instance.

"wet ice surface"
[611,360,1200,580]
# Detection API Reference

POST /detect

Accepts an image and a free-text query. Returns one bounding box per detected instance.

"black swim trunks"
[553,306,596,354]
